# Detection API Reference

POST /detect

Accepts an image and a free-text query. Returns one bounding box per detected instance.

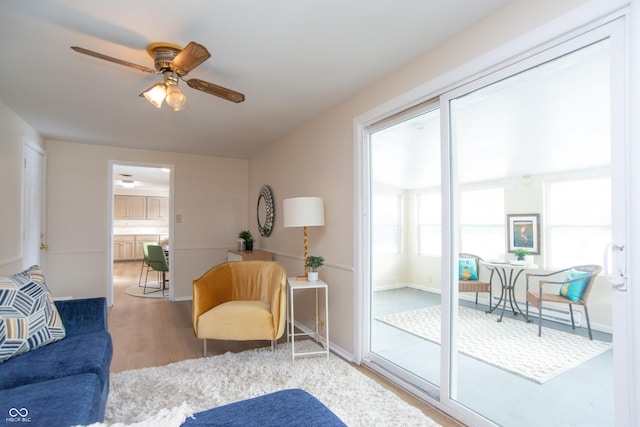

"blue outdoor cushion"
[184,388,346,426]
[459,258,478,281]
[559,269,592,302]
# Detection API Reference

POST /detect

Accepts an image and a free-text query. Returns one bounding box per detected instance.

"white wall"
[45,140,248,301]
[0,101,44,274]
[248,0,592,356]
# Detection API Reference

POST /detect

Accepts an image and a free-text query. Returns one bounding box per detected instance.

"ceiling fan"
[71,41,245,111]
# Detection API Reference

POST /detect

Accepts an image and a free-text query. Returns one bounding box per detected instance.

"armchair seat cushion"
[197,300,275,340]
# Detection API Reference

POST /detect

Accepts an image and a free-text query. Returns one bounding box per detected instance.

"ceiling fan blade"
[186,79,245,103]
[171,42,211,76]
[71,46,156,73]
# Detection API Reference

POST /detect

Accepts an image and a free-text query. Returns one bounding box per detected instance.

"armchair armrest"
[54,297,108,337]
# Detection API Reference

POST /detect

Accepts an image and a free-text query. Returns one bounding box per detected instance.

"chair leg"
[569,304,576,330]
[203,339,207,357]
[144,268,150,294]
[537,300,543,337]
[271,340,277,351]
[584,306,593,340]
[475,292,479,304]
[138,260,145,287]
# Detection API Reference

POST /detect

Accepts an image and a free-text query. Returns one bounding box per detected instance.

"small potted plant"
[238,230,254,251]
[305,255,325,281]
[513,248,528,261]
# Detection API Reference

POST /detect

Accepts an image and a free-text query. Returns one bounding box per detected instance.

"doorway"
[109,162,173,305]
[359,21,626,426]
[22,140,46,270]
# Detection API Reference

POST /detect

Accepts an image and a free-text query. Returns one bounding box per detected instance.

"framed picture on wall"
[507,213,540,254]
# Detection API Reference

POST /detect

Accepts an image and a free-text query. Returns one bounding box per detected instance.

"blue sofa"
[0,298,113,427]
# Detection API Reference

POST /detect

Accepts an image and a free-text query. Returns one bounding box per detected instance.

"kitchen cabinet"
[114,195,167,220]
[135,235,160,260]
[146,197,169,220]
[113,235,135,261]
[114,196,147,220]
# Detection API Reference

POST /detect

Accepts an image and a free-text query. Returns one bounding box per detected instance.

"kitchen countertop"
[113,229,168,236]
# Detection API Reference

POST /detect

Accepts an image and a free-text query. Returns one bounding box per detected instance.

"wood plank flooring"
[108,261,462,427]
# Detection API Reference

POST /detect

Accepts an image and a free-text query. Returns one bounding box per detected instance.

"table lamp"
[283,197,325,279]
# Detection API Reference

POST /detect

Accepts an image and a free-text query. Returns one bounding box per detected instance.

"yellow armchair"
[192,261,287,355]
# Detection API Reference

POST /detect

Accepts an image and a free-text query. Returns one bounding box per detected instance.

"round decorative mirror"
[257,185,274,237]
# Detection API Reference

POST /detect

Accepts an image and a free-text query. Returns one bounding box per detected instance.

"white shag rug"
[124,285,167,299]
[101,341,440,427]
[378,305,612,383]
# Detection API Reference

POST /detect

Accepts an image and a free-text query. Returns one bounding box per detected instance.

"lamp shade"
[142,83,167,108]
[283,197,325,228]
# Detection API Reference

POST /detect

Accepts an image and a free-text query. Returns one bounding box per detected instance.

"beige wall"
[0,101,45,274]
[45,140,248,301]
[248,0,591,355]
[1,0,593,355]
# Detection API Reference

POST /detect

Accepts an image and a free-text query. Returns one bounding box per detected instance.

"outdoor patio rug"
[377,305,612,383]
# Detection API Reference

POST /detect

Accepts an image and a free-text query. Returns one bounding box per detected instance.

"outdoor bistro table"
[480,260,538,322]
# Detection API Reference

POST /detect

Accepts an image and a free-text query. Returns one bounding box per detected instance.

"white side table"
[287,277,329,360]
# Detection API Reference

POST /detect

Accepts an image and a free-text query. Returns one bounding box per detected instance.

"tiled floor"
[370,287,614,427]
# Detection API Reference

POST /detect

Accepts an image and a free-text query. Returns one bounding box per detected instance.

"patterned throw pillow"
[559,269,592,302]
[0,265,66,363]
[459,258,478,281]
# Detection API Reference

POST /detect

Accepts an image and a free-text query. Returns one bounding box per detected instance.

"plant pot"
[307,271,318,281]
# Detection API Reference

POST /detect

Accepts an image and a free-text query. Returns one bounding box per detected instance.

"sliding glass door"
[367,104,442,390]
[445,37,614,426]
[362,19,627,426]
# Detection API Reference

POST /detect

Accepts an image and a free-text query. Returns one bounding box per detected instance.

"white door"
[22,141,45,270]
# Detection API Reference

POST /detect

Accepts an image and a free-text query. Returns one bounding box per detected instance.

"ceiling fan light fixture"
[142,83,167,108]
[165,84,187,110]
[121,179,136,188]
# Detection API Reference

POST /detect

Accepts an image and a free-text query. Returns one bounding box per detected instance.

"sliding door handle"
[604,241,626,290]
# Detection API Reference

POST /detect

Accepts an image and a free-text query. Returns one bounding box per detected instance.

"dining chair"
[525,264,602,340]
[458,253,493,305]
[145,244,169,296]
[138,241,154,287]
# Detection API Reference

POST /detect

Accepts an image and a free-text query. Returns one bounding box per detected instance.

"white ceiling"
[0,0,512,159]
[372,40,611,189]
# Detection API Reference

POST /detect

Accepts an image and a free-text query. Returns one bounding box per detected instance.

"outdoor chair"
[525,264,602,340]
[459,253,494,305]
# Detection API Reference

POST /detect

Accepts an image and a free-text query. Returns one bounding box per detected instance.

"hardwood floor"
[108,261,462,427]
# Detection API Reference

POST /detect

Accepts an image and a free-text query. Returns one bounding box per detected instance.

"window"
[372,194,401,254]
[459,188,504,258]
[417,192,441,256]
[545,177,611,268]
